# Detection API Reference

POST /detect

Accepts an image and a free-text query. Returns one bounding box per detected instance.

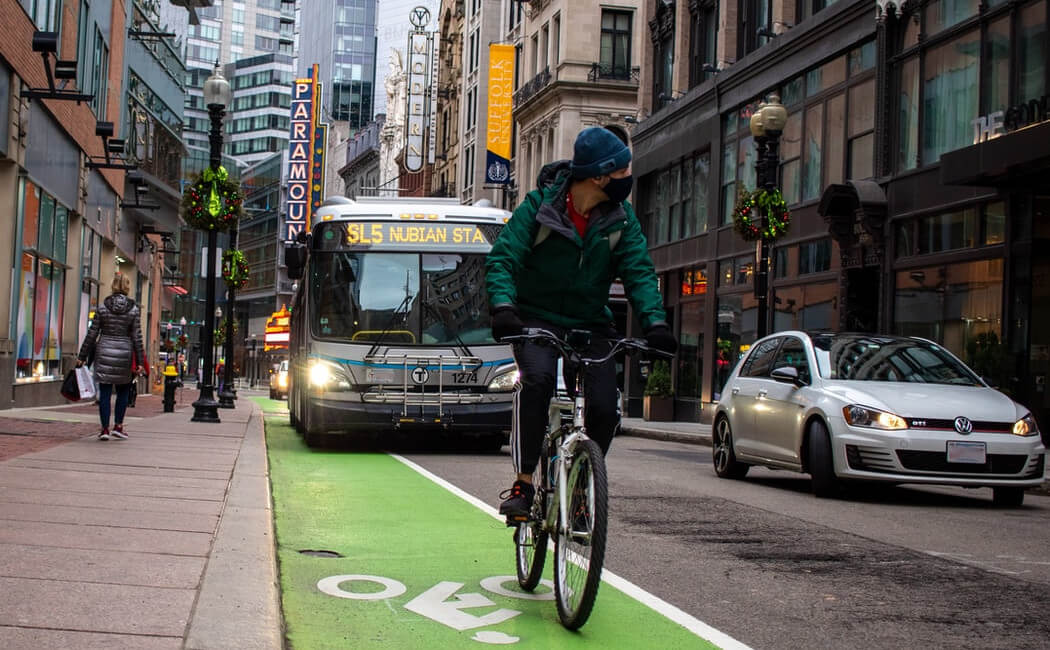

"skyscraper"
[297,0,378,131]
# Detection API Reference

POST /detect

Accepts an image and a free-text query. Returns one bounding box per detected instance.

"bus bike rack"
[361,353,484,421]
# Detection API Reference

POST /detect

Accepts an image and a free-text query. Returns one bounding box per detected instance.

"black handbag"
[60,369,81,401]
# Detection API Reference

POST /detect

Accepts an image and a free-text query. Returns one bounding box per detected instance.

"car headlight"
[842,405,908,430]
[487,368,520,392]
[277,374,288,388]
[308,359,351,390]
[1013,413,1039,437]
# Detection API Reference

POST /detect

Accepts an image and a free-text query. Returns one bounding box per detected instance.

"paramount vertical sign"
[405,6,434,172]
[285,64,328,241]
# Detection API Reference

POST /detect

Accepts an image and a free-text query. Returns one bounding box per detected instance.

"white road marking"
[391,453,754,650]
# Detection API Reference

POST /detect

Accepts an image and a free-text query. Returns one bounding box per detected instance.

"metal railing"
[587,63,640,83]
[513,67,552,108]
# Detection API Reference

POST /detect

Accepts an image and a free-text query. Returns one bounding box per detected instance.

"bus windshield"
[310,251,495,345]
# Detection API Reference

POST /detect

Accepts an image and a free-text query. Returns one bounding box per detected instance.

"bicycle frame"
[542,360,591,538]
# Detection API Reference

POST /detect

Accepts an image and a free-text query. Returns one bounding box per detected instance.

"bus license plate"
[947,441,986,464]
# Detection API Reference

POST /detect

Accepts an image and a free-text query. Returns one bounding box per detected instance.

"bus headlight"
[309,359,350,390]
[488,369,520,392]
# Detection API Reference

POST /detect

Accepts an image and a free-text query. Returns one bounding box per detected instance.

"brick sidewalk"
[0,394,192,462]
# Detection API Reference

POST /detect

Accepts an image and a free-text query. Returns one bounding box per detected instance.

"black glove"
[491,306,524,342]
[645,324,677,355]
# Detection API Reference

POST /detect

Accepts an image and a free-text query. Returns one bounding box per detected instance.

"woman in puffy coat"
[76,272,146,441]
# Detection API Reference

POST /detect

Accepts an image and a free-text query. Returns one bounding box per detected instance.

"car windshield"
[811,335,981,385]
[309,251,494,345]
[279,361,288,372]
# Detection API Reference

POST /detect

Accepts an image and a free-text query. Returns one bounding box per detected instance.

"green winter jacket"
[486,161,668,331]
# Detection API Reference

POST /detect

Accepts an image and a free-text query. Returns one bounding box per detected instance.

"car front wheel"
[712,417,749,479]
[992,486,1024,508]
[807,420,842,498]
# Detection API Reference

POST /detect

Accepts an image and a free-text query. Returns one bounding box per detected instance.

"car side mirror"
[770,366,801,386]
[285,243,307,280]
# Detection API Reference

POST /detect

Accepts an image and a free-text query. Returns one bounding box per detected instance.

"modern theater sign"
[971,94,1050,144]
[405,6,435,172]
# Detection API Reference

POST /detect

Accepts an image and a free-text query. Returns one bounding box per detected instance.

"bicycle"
[501,327,669,629]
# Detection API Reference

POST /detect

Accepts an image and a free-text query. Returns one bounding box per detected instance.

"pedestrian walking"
[76,272,147,441]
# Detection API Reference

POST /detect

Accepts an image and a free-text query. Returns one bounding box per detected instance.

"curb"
[620,427,712,447]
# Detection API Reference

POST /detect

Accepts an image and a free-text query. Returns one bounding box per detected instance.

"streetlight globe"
[749,102,767,138]
[761,93,788,133]
[203,62,232,108]
[215,306,222,319]
[180,316,187,325]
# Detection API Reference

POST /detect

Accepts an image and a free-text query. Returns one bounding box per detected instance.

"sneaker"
[97,428,110,441]
[498,480,535,518]
[111,424,128,440]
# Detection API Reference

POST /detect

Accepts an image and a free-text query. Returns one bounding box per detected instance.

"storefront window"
[1018,0,1048,103]
[922,31,979,164]
[983,17,1011,115]
[803,103,823,201]
[894,259,1003,364]
[691,153,710,235]
[984,202,1006,245]
[715,293,757,399]
[678,300,704,399]
[15,180,68,382]
[799,239,832,274]
[925,0,979,36]
[898,57,920,171]
[918,207,978,254]
[773,282,839,331]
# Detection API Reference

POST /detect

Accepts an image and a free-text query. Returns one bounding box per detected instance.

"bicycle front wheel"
[554,438,608,630]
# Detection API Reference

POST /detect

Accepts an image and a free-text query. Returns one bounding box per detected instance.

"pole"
[218,226,238,407]
[191,103,224,423]
[754,133,770,339]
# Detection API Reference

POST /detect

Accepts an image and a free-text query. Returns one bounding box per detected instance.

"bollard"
[163,364,179,412]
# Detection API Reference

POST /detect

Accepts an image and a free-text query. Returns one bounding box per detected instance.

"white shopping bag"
[75,366,97,401]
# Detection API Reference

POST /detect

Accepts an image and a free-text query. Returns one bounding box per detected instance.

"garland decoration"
[733,187,791,242]
[180,166,243,231]
[214,317,239,347]
[177,334,188,350]
[222,249,250,289]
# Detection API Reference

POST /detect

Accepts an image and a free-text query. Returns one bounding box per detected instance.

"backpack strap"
[607,230,622,251]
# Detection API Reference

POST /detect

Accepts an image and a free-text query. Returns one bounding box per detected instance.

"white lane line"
[390,453,753,650]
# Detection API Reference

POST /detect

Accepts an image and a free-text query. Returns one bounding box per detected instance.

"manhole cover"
[298,549,344,558]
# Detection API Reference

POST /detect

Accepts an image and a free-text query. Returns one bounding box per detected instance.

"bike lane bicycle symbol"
[317,573,556,644]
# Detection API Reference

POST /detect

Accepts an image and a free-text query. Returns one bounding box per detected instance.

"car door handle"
[757,389,768,398]
[731,386,740,395]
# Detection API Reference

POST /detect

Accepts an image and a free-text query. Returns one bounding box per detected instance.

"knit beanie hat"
[570,127,631,179]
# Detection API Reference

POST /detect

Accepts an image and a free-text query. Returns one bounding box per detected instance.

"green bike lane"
[253,397,746,649]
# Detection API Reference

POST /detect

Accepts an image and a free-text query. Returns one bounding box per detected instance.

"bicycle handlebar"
[501,328,673,366]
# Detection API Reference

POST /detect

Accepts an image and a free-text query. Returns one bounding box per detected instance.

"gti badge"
[953,416,973,435]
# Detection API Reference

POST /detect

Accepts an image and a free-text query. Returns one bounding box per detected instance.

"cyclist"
[486,126,677,518]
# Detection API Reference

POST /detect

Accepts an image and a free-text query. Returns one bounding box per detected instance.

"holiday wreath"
[222,249,250,289]
[180,166,243,231]
[732,187,791,242]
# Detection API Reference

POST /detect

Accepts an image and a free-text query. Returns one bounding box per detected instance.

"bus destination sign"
[319,222,496,251]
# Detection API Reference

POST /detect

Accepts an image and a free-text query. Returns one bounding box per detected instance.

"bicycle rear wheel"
[554,438,607,630]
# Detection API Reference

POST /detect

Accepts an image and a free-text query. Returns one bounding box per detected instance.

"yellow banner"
[485,44,515,183]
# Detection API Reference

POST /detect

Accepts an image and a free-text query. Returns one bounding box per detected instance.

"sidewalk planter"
[643,395,674,421]
[643,360,674,422]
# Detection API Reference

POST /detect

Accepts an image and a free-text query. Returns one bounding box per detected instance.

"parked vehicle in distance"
[713,332,1046,507]
[270,360,289,400]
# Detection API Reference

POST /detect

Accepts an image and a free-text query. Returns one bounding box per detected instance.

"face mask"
[602,175,634,203]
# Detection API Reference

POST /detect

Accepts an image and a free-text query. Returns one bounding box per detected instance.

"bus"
[283,196,515,448]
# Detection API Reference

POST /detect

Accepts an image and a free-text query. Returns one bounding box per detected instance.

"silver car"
[713,332,1046,506]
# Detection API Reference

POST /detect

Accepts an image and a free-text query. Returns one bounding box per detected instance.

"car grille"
[905,418,1013,433]
[896,450,1029,474]
[845,445,896,472]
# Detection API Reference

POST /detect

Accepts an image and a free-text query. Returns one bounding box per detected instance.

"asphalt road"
[403,435,1050,650]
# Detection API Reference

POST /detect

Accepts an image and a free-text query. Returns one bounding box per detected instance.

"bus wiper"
[420,298,478,366]
[365,293,414,358]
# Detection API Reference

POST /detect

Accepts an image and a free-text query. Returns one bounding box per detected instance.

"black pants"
[511,319,619,475]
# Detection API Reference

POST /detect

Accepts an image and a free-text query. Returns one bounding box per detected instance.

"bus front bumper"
[308,397,513,435]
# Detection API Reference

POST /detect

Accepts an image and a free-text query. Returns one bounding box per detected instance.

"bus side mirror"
[285,243,306,280]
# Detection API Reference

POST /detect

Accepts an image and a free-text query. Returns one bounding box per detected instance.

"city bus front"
[289,215,515,447]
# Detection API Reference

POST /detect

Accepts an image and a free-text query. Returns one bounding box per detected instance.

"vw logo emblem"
[411,366,430,385]
[954,417,973,435]
[409,6,431,28]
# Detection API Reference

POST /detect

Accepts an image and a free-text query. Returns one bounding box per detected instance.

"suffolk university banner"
[485,44,514,184]
[285,64,328,241]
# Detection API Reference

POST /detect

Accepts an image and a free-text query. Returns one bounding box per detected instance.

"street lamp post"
[218,222,238,408]
[749,93,788,339]
[191,63,231,423]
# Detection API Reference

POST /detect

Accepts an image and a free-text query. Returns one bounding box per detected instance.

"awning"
[941,120,1050,186]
